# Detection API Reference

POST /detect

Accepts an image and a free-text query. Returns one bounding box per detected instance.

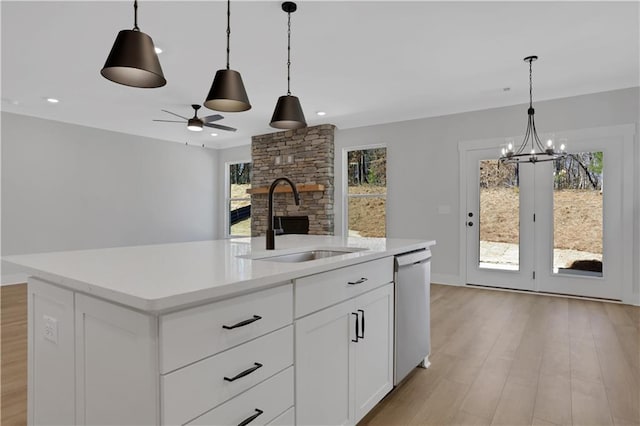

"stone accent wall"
[251,124,335,236]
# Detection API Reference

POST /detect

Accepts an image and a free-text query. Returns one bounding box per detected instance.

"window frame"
[342,144,387,237]
[224,160,252,238]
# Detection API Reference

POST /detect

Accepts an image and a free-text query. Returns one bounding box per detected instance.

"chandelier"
[500,56,567,164]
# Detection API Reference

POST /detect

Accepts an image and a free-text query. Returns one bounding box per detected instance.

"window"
[226,161,252,237]
[344,147,387,237]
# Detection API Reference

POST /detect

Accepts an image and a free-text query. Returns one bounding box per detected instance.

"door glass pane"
[348,196,386,237]
[479,160,519,270]
[228,162,251,237]
[553,152,603,277]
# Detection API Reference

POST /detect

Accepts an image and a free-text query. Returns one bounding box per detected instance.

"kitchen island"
[5,235,435,425]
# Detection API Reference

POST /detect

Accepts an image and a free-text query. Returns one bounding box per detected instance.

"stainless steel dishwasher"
[394,248,431,385]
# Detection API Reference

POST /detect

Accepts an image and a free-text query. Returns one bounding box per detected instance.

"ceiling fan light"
[203,69,251,112]
[187,118,203,131]
[101,29,166,88]
[270,95,307,129]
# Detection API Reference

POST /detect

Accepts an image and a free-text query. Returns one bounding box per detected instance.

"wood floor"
[1,284,28,426]
[361,284,640,426]
[1,283,638,425]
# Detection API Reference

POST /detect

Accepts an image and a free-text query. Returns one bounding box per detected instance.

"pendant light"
[101,0,166,88]
[499,56,566,164]
[270,2,307,129]
[204,0,251,112]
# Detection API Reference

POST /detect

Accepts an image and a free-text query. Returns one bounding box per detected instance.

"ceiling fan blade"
[161,110,189,120]
[153,120,184,123]
[201,114,223,123]
[204,122,237,132]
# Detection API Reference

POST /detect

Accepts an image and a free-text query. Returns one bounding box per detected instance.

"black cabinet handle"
[348,277,368,285]
[224,363,263,382]
[357,309,365,339]
[237,409,264,426]
[222,315,262,330]
[351,312,359,342]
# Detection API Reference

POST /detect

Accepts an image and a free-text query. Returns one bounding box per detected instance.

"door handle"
[357,309,365,339]
[351,312,359,342]
[467,221,474,227]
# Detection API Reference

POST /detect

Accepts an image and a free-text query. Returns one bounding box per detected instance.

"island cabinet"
[27,254,398,426]
[294,257,394,426]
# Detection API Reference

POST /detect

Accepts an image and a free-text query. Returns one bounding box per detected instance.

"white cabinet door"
[353,283,394,422]
[295,282,395,426]
[295,298,356,426]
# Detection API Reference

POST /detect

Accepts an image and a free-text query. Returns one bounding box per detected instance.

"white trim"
[224,159,251,239]
[341,144,387,238]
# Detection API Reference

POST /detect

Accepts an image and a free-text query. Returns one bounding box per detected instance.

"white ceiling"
[2,1,638,149]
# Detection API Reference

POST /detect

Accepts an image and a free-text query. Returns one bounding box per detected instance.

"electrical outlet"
[43,315,58,344]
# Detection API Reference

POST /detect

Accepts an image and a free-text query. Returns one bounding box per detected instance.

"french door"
[463,130,628,300]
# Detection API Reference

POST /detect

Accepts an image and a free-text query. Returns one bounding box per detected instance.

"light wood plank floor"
[1,284,28,426]
[2,283,638,426]
[361,284,640,426]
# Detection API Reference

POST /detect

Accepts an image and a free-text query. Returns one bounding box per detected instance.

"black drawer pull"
[348,277,368,285]
[224,363,263,382]
[222,315,262,330]
[351,312,359,342]
[357,309,365,339]
[237,409,264,426]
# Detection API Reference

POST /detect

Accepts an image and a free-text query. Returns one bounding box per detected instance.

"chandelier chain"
[529,58,533,109]
[287,10,292,95]
[226,0,231,70]
[133,0,139,31]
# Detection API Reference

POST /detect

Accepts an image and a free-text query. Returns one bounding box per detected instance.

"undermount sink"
[255,249,360,263]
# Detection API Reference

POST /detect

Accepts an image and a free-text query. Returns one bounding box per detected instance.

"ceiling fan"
[153,104,237,132]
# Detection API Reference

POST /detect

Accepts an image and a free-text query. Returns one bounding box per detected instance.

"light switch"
[437,205,451,215]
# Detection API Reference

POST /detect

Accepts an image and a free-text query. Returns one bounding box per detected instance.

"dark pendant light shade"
[101,29,166,88]
[203,0,251,112]
[270,2,306,130]
[270,95,307,129]
[204,69,251,112]
[100,1,166,88]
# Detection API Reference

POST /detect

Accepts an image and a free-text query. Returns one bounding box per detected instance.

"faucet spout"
[266,177,300,250]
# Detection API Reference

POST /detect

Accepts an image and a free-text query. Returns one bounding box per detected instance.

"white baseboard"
[430,273,461,286]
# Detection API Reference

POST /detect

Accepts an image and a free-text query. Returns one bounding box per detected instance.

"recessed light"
[210,133,218,137]
[154,46,163,54]
[46,98,59,103]
[316,111,326,116]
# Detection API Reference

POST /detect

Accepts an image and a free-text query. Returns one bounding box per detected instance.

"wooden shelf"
[246,184,325,195]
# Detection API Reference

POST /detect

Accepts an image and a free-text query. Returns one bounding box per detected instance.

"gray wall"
[333,87,639,302]
[2,112,219,283]
[206,88,640,304]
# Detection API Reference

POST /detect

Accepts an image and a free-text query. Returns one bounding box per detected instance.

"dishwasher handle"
[395,249,431,268]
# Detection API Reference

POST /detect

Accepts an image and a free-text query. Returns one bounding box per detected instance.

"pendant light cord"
[133,0,139,31]
[226,0,231,70]
[287,10,292,95]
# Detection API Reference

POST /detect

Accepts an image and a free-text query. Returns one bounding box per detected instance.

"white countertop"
[4,235,435,313]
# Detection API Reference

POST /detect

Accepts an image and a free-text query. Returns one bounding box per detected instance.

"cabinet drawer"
[295,257,393,318]
[162,326,293,426]
[160,284,292,373]
[186,367,294,426]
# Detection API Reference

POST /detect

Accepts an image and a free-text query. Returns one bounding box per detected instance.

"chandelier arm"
[530,116,547,153]
[515,118,532,155]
